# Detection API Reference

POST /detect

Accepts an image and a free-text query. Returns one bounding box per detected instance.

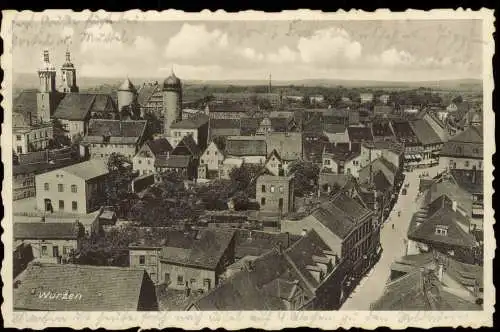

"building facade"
[256,175,294,214]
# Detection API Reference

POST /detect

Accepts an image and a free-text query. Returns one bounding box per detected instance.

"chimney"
[452,200,457,212]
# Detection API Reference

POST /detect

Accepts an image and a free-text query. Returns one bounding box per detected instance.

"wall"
[130,248,161,284]
[36,171,89,214]
[256,177,292,213]
[239,155,266,164]
[15,238,79,261]
[133,155,156,176]
[163,90,181,136]
[159,262,216,291]
[60,119,85,140]
[439,156,483,171]
[265,154,284,176]
[90,143,137,160]
[200,142,224,172]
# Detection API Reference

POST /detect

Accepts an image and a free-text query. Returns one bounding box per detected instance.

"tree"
[232,191,252,211]
[289,161,320,197]
[212,136,227,151]
[452,95,463,104]
[103,153,135,211]
[229,165,252,192]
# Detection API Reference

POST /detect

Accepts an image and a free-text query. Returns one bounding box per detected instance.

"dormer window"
[435,225,448,236]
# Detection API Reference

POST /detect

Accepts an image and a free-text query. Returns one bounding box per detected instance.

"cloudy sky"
[12,19,483,81]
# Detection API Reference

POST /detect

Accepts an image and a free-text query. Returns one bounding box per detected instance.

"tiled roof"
[160,229,235,270]
[441,126,483,158]
[53,93,115,121]
[170,115,209,129]
[209,118,241,129]
[330,192,373,222]
[86,119,147,138]
[54,159,109,180]
[226,136,267,156]
[172,134,201,158]
[324,123,347,134]
[347,126,374,142]
[14,263,150,310]
[424,176,473,217]
[359,157,398,186]
[391,120,419,144]
[154,155,190,168]
[266,132,302,161]
[14,222,81,240]
[372,120,395,137]
[209,102,248,113]
[13,90,38,120]
[240,118,261,136]
[371,268,481,310]
[137,83,160,106]
[408,205,476,248]
[235,230,293,259]
[145,138,173,156]
[312,202,355,239]
[323,146,360,162]
[410,119,442,146]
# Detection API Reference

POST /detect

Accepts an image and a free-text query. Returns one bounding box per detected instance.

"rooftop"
[171,115,209,129]
[14,221,83,240]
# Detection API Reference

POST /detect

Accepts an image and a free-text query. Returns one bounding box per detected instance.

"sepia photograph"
[1,9,494,329]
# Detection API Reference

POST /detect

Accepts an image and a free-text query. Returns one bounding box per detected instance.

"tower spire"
[43,49,50,63]
[268,73,272,94]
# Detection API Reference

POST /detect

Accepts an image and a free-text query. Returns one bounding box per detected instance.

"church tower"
[117,77,137,112]
[37,50,58,123]
[60,49,79,93]
[162,68,182,136]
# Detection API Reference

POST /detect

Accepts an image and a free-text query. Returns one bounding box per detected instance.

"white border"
[1,9,495,329]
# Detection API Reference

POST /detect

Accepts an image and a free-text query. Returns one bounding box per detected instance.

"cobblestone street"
[341,166,444,310]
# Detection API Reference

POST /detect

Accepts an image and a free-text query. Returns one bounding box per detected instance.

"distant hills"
[13,72,482,94]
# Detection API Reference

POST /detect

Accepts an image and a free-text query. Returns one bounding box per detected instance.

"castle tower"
[162,68,182,136]
[60,49,79,93]
[37,50,58,123]
[117,77,137,112]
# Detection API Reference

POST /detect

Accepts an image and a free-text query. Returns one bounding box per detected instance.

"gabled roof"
[347,126,374,142]
[39,159,109,180]
[312,201,355,239]
[14,263,150,310]
[330,192,373,222]
[209,118,241,129]
[323,123,347,134]
[170,115,209,129]
[145,138,173,156]
[84,119,147,145]
[54,93,116,121]
[441,126,483,158]
[266,132,302,161]
[359,157,398,186]
[159,229,235,270]
[137,83,160,106]
[172,134,201,158]
[14,222,81,240]
[391,120,419,144]
[226,136,267,157]
[155,154,191,168]
[13,90,38,120]
[450,169,483,194]
[323,145,360,163]
[410,119,442,146]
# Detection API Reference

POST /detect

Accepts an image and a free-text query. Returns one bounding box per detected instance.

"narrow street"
[340,165,444,310]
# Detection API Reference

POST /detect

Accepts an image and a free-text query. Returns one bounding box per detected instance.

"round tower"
[162,69,182,136]
[60,50,79,93]
[117,78,137,112]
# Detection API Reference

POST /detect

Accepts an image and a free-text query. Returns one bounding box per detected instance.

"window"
[150,255,157,265]
[139,255,146,265]
[45,131,48,137]
[58,184,64,192]
[59,200,65,210]
[435,225,448,236]
[71,185,77,193]
[147,159,151,165]
[41,245,48,256]
[203,278,211,290]
[16,135,22,141]
[214,151,217,156]
[279,186,284,193]
[72,201,78,211]
[177,275,184,286]
[206,151,210,155]
[261,197,266,206]
[143,170,147,175]
[138,159,142,164]
[465,161,470,168]
[63,246,73,255]
[190,278,196,287]
[261,185,266,193]
[17,146,23,154]
[44,183,49,191]
[201,159,205,164]
[270,185,275,193]
[478,161,482,168]
[324,159,331,165]
[165,273,171,284]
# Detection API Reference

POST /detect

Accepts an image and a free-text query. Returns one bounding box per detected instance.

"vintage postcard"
[1,9,495,329]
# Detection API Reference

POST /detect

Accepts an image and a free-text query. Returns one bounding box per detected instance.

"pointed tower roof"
[62,49,75,69]
[119,78,137,92]
[39,49,56,72]
[163,67,181,90]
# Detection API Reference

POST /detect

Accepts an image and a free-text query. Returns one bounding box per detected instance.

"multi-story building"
[35,160,109,214]
[255,174,294,214]
[322,145,363,177]
[83,119,148,160]
[198,140,225,180]
[132,138,173,177]
[170,115,209,150]
[162,70,183,136]
[265,132,303,174]
[440,126,483,171]
[13,113,53,154]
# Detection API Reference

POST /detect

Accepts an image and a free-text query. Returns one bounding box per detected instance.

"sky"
[12,19,483,81]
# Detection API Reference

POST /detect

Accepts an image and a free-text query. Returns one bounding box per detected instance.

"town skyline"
[13,19,482,81]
